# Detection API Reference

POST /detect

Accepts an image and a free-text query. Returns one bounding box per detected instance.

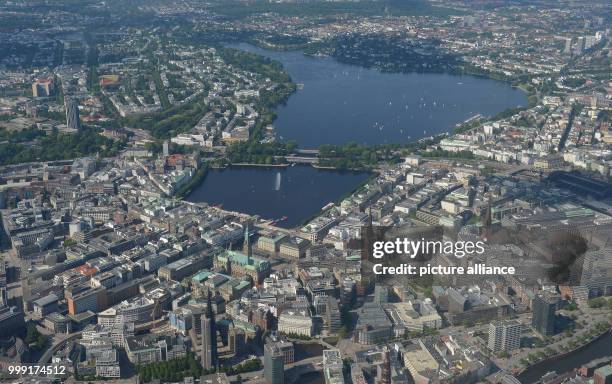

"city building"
[201,291,218,371]
[67,285,107,315]
[323,349,345,384]
[65,97,81,130]
[488,320,521,352]
[277,310,313,337]
[278,237,310,259]
[0,306,25,338]
[257,232,287,254]
[32,293,59,318]
[532,294,557,336]
[264,341,285,384]
[580,248,612,297]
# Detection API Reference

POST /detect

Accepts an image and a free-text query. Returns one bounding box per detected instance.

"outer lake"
[228,43,527,147]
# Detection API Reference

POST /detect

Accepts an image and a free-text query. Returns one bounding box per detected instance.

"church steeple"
[244,221,252,264]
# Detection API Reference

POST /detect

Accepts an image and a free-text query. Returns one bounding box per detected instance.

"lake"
[228,43,527,147]
[186,166,371,228]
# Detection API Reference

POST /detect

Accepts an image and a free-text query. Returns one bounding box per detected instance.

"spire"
[485,198,492,228]
[244,221,252,263]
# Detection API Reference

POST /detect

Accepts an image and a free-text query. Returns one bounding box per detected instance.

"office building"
[488,320,521,352]
[257,232,287,253]
[32,293,59,318]
[201,291,218,371]
[380,347,391,384]
[264,342,285,384]
[277,310,313,337]
[265,334,294,364]
[0,306,25,338]
[323,349,345,384]
[580,248,612,297]
[278,237,310,259]
[65,97,81,130]
[163,140,169,157]
[532,294,556,336]
[67,285,107,315]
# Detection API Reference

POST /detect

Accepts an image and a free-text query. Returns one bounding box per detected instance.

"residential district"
[0,1,610,384]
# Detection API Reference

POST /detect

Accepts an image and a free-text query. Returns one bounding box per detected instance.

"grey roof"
[33,293,59,307]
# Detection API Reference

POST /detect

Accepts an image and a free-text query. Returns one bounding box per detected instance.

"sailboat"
[274,172,281,191]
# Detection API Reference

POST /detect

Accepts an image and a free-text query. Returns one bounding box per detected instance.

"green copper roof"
[217,250,270,272]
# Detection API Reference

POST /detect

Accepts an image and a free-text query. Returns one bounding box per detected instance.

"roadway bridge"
[286,156,318,164]
[38,332,82,364]
[295,149,320,156]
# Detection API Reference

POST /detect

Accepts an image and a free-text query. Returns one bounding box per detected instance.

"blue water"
[186,166,370,228]
[228,43,527,147]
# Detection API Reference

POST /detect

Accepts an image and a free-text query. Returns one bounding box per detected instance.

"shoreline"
[228,41,533,151]
[514,329,611,379]
[228,162,290,167]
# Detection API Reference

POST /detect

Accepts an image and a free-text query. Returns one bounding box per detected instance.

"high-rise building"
[322,349,345,384]
[265,334,294,364]
[32,78,54,97]
[325,296,341,333]
[580,248,612,297]
[163,140,169,157]
[264,342,284,384]
[201,291,218,371]
[65,97,81,130]
[380,347,391,384]
[532,294,556,336]
[488,320,521,352]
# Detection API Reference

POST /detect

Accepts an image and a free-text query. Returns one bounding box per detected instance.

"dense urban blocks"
[0,1,610,383]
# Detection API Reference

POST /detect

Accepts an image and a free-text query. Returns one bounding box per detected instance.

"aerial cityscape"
[0,0,610,383]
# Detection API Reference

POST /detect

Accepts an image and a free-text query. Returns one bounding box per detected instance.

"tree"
[587,297,606,308]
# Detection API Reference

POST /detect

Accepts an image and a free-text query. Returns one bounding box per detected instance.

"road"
[228,355,323,383]
[38,332,82,364]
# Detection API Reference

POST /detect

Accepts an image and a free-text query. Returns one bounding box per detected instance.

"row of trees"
[314,34,462,75]
[0,126,45,142]
[137,352,204,383]
[419,148,475,159]
[318,142,403,169]
[587,296,612,309]
[226,141,296,165]
[25,321,47,351]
